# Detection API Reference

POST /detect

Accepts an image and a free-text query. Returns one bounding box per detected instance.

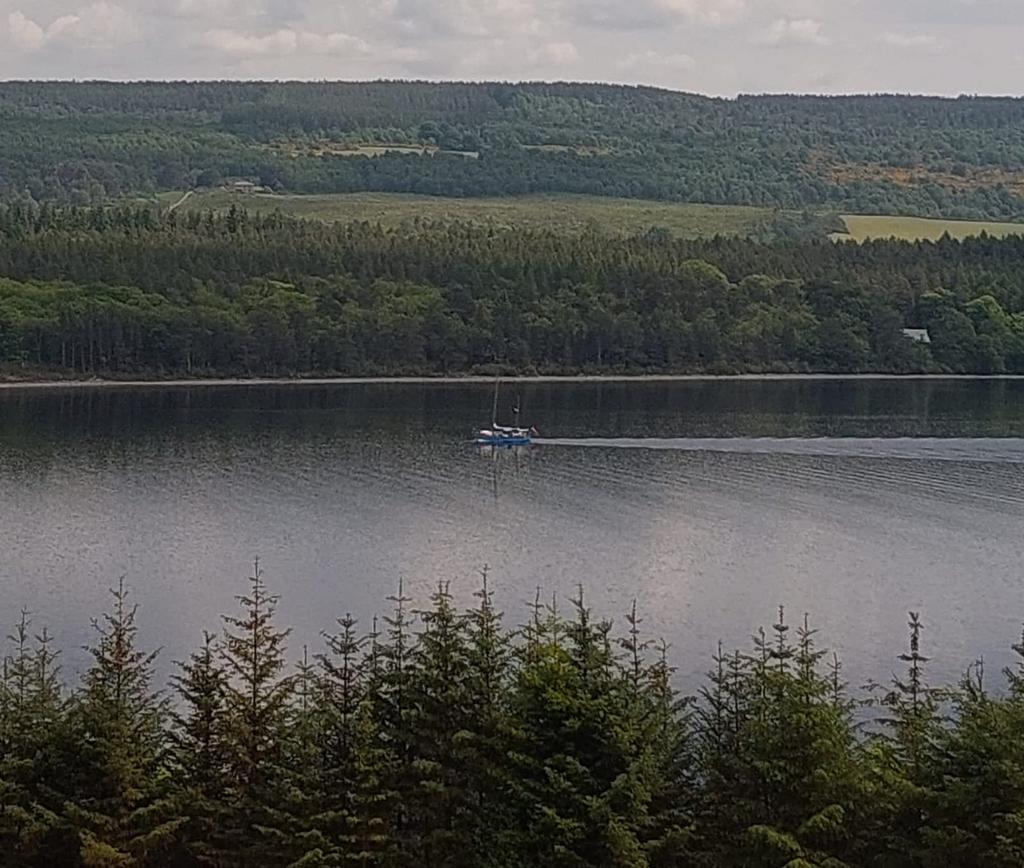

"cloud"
[385,0,543,39]
[575,0,745,29]
[755,18,829,47]
[880,31,939,49]
[198,27,370,58]
[6,12,46,50]
[5,2,139,51]
[620,50,696,71]
[535,40,579,65]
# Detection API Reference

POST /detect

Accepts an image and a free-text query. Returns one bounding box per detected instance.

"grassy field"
[161,190,777,238]
[154,190,1024,242]
[836,214,1024,242]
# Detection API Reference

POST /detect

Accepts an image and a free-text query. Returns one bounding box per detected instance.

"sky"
[1,0,1022,95]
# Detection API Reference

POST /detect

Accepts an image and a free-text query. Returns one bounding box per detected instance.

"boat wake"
[532,437,1024,463]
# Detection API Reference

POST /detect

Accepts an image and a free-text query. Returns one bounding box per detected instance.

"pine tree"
[313,613,389,865]
[640,637,696,867]
[61,579,181,866]
[217,559,294,866]
[0,613,74,866]
[694,610,864,867]
[458,567,516,867]
[504,587,649,868]
[169,631,231,864]
[406,580,472,867]
[859,611,942,866]
[368,579,414,865]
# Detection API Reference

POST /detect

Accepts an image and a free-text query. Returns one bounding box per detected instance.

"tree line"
[3,82,1024,219]
[1,205,1023,377]
[2,564,1024,866]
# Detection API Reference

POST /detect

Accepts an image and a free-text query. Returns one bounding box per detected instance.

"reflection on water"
[1,378,1024,690]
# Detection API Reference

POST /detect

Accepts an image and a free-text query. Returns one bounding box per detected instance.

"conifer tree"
[695,610,863,867]
[458,568,516,866]
[0,613,73,866]
[638,636,696,867]
[910,652,1024,866]
[406,580,472,867]
[169,631,231,864]
[367,580,415,863]
[61,579,181,866]
[313,613,389,865]
[217,559,294,866]
[860,611,942,865]
[505,587,650,868]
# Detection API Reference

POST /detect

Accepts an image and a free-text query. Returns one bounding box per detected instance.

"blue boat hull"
[476,435,532,446]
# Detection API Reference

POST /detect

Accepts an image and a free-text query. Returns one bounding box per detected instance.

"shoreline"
[3,373,1024,391]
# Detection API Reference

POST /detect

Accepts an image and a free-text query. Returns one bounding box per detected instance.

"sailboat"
[475,378,537,446]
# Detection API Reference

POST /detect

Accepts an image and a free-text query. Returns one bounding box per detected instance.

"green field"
[158,191,1024,242]
[836,214,1024,242]
[162,190,778,238]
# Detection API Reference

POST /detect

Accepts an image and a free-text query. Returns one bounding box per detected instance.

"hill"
[4,81,1024,221]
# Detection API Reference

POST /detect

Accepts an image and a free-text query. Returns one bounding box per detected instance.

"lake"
[1,377,1023,691]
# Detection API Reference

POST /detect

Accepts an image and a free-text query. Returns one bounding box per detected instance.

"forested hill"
[4,81,1024,220]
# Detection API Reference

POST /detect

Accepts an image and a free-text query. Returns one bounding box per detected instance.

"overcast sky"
[1,0,1022,95]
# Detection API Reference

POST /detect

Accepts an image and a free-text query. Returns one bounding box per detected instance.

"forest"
[1,204,1024,377]
[1,564,1023,866]
[3,81,1024,220]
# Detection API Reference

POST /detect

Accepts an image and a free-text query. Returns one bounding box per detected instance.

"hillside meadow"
[157,190,1024,242]
[837,213,1024,242]
[158,190,779,238]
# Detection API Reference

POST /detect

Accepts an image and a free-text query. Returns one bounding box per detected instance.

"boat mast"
[491,377,500,427]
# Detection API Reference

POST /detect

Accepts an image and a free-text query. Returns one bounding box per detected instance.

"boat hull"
[476,435,532,446]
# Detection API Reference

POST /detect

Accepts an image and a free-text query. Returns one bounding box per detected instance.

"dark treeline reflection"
[2,564,1024,867]
[4,379,1024,445]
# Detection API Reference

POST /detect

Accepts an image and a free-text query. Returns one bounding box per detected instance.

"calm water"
[1,378,1023,689]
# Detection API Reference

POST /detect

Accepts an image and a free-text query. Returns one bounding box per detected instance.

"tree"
[169,631,231,864]
[61,580,180,866]
[216,559,293,866]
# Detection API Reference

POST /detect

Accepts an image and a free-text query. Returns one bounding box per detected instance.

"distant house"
[902,328,932,344]
[225,179,258,194]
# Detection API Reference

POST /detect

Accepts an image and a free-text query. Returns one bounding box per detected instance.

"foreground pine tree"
[169,631,231,864]
[860,611,943,865]
[0,613,76,865]
[405,581,472,867]
[694,609,866,867]
[216,560,294,866]
[310,613,389,865]
[61,580,181,866]
[504,588,655,868]
[457,569,517,867]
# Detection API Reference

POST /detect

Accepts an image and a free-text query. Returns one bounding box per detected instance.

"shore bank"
[3,373,1024,391]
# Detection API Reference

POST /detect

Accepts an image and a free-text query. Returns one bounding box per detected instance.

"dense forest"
[1,565,1023,866]
[3,81,1024,220]
[1,204,1023,377]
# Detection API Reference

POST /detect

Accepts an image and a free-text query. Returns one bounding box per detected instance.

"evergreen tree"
[169,631,231,865]
[406,581,471,867]
[860,611,942,866]
[61,580,181,866]
[313,613,389,865]
[458,567,517,867]
[0,613,74,866]
[217,559,294,866]
[694,609,864,867]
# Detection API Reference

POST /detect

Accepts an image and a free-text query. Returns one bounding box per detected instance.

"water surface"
[1,378,1023,689]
